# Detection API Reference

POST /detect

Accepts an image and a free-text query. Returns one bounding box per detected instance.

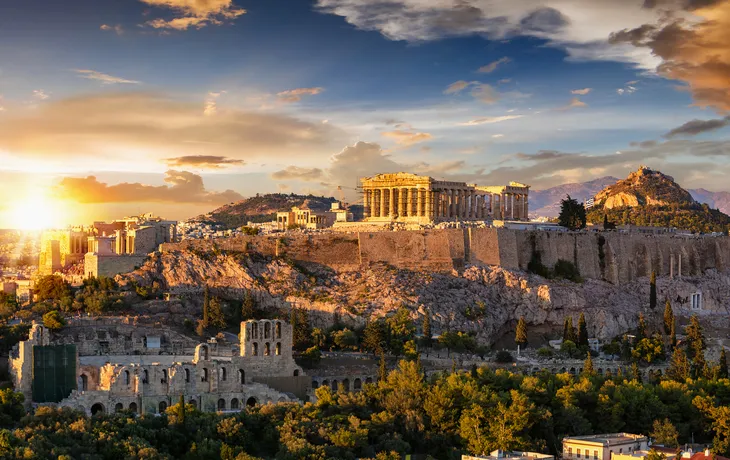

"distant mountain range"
[532,176,730,217]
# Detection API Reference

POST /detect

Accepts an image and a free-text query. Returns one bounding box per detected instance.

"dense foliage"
[587,202,730,234]
[3,361,730,459]
[558,196,587,231]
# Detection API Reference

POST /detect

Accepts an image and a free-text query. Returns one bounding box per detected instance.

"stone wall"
[161,230,730,285]
[85,253,147,278]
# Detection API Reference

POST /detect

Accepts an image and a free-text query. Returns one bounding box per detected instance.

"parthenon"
[360,173,529,223]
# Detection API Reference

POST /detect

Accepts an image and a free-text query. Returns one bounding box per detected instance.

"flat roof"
[564,433,648,446]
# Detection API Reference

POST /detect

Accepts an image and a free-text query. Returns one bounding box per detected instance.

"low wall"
[161,230,730,284]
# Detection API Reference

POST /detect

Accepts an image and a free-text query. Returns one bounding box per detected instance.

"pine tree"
[667,347,690,381]
[664,300,674,335]
[378,351,387,382]
[631,362,642,382]
[685,315,706,360]
[583,352,594,376]
[564,316,576,343]
[670,318,677,350]
[719,349,728,379]
[577,313,589,348]
[515,316,528,348]
[650,271,657,310]
[637,313,647,342]
[241,290,255,320]
[422,310,432,346]
[179,394,185,423]
[202,284,210,327]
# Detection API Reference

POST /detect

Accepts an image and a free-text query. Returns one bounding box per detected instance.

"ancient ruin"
[360,172,530,223]
[10,319,308,415]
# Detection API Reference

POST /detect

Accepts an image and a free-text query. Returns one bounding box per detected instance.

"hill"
[531,176,619,217]
[587,166,730,233]
[194,193,338,229]
[690,189,730,215]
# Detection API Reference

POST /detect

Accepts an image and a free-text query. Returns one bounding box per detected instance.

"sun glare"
[8,193,62,230]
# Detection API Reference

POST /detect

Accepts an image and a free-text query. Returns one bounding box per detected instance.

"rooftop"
[564,433,648,445]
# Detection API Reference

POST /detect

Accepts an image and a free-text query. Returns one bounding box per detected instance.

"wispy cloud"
[100,24,124,35]
[140,0,246,30]
[74,69,141,85]
[271,166,326,181]
[204,91,226,116]
[478,57,511,74]
[458,115,524,126]
[559,97,588,110]
[444,80,472,95]
[571,88,592,95]
[381,129,433,147]
[617,81,638,95]
[33,90,49,100]
[276,87,325,103]
[165,155,244,169]
[664,116,730,138]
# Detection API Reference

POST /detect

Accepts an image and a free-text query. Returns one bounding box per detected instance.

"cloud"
[0,92,344,162]
[629,140,658,148]
[492,134,504,138]
[471,83,500,104]
[314,0,666,69]
[444,80,472,95]
[33,90,49,100]
[100,24,124,35]
[55,170,243,204]
[458,115,524,126]
[498,79,512,84]
[557,97,588,110]
[616,83,637,95]
[478,57,511,73]
[276,87,325,103]
[664,116,730,138]
[140,0,246,30]
[204,91,225,116]
[164,155,244,169]
[515,150,572,161]
[609,2,730,111]
[74,69,141,85]
[571,88,592,95]
[271,166,326,181]
[381,129,433,146]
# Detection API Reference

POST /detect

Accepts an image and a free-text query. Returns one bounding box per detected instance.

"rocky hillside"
[193,194,339,228]
[691,189,730,215]
[117,247,730,346]
[594,166,695,209]
[531,176,619,217]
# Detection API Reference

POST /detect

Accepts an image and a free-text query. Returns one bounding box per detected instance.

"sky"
[1,0,729,228]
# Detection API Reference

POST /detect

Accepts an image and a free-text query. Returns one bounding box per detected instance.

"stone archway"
[159,401,167,413]
[188,399,197,409]
[114,403,123,413]
[129,402,138,413]
[91,403,105,416]
[80,374,89,391]
[246,397,257,407]
[217,398,226,411]
[353,378,362,391]
[231,398,240,410]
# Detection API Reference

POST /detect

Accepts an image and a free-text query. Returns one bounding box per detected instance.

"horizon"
[1,0,730,228]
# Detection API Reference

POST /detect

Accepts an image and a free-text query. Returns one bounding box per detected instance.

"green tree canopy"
[558,195,587,230]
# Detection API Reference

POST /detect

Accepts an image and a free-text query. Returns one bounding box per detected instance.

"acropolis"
[360,172,530,223]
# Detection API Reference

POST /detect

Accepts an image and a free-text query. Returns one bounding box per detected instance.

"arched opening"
[246,397,257,407]
[276,342,281,355]
[231,398,240,410]
[80,374,89,391]
[253,343,259,356]
[185,368,190,383]
[220,367,227,381]
[598,368,604,374]
[322,379,329,387]
[276,322,281,339]
[293,369,300,376]
[560,367,567,373]
[342,379,350,391]
[91,403,105,416]
[159,401,167,413]
[264,342,270,356]
[354,378,362,390]
[331,379,338,390]
[114,403,123,413]
[312,380,319,389]
[142,369,149,384]
[124,370,130,385]
[278,397,286,402]
[201,345,209,360]
[217,398,226,411]
[252,323,258,339]
[202,368,209,382]
[264,322,271,339]
[239,369,245,384]
[162,369,168,384]
[570,367,576,374]
[129,402,138,413]
[188,399,197,409]
[365,377,372,384]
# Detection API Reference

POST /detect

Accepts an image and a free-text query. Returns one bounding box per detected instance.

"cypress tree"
[422,310,432,346]
[631,362,642,382]
[667,347,690,382]
[719,349,728,379]
[637,313,647,342]
[378,351,387,382]
[202,284,210,327]
[583,352,594,376]
[577,313,589,348]
[564,317,576,343]
[515,316,528,348]
[650,271,657,310]
[670,318,677,351]
[664,300,674,335]
[179,394,185,423]
[563,317,570,342]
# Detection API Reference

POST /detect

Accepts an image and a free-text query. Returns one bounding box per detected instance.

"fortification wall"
[161,230,730,284]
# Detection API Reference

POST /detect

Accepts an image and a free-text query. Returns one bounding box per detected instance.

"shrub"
[553,259,582,283]
[495,350,514,363]
[537,347,554,358]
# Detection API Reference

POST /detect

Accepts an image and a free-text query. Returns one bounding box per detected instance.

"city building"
[463,450,554,460]
[360,172,529,224]
[563,433,649,460]
[10,319,308,415]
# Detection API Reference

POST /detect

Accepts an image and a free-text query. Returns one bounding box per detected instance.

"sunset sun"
[8,193,62,230]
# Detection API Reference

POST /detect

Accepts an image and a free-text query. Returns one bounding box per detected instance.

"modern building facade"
[562,433,649,460]
[360,172,529,223]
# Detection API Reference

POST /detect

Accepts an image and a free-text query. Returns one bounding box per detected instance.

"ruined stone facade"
[360,172,530,223]
[10,319,307,416]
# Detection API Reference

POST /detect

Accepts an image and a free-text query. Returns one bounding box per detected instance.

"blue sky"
[0,0,729,226]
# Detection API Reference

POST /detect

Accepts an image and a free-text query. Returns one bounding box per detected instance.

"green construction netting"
[32,345,77,403]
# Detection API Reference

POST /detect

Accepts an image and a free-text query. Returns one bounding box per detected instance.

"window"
[253,343,258,356]
[220,367,227,381]
[239,369,245,384]
[568,448,572,457]
[275,342,281,356]
[276,322,281,339]
[185,368,190,383]
[619,449,623,454]
[162,369,168,384]
[577,449,581,458]
[264,343,270,356]
[142,369,149,384]
[594,451,598,459]
[692,292,702,310]
[202,368,209,382]
[124,370,130,385]
[264,322,271,339]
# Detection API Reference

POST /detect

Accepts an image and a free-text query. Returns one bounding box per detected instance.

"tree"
[363,320,387,355]
[178,394,185,424]
[583,352,594,376]
[42,310,66,330]
[670,318,677,350]
[422,310,432,347]
[637,313,647,342]
[646,450,668,460]
[241,291,255,320]
[202,284,210,327]
[664,300,674,335]
[719,349,728,379]
[386,307,416,356]
[577,313,589,348]
[207,297,226,329]
[667,347,690,382]
[311,327,326,348]
[0,389,25,428]
[563,316,576,343]
[558,195,587,230]
[290,307,311,351]
[36,275,71,304]
[378,351,387,381]
[685,315,706,360]
[651,418,679,447]
[515,317,528,353]
[299,346,321,367]
[650,271,657,310]
[332,329,358,350]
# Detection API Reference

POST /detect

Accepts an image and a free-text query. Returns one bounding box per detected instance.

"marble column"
[458,190,465,219]
[407,188,414,217]
[428,191,435,219]
[469,190,476,219]
[370,190,378,217]
[398,188,406,217]
[524,194,529,221]
[511,193,515,220]
[416,189,423,217]
[378,189,385,218]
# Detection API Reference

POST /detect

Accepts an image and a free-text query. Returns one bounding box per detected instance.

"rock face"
[594,166,696,209]
[531,176,619,217]
[118,248,730,345]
